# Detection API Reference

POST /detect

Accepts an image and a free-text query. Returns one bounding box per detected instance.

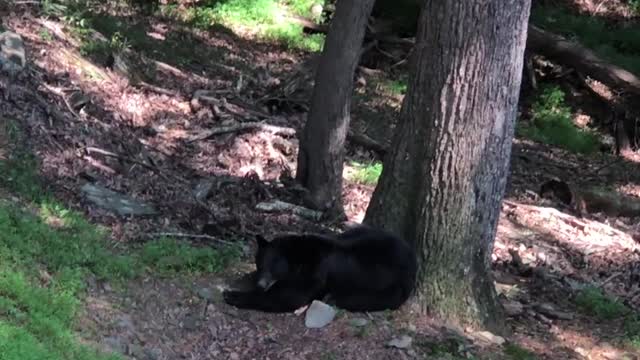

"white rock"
[304,300,336,328]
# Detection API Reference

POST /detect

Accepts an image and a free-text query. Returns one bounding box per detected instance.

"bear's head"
[254,235,290,291]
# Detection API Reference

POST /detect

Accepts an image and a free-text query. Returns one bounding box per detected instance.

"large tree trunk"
[364,0,531,332]
[295,0,376,219]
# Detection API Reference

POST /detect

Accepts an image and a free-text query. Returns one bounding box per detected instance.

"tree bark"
[296,0,376,219]
[364,0,531,332]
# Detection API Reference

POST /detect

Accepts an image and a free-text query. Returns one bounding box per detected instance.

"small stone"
[197,287,215,301]
[386,335,413,349]
[349,318,368,327]
[182,314,200,331]
[305,300,336,328]
[537,252,547,263]
[473,331,506,346]
[229,352,240,360]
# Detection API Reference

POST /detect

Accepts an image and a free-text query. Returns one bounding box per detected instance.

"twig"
[187,122,297,143]
[136,81,180,97]
[146,232,235,246]
[598,272,623,288]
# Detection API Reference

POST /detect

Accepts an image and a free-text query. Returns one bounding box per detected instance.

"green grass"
[346,161,383,185]
[517,85,600,154]
[574,286,629,319]
[0,120,240,360]
[531,5,640,75]
[161,0,325,51]
[0,202,129,360]
[140,237,240,276]
[504,343,536,360]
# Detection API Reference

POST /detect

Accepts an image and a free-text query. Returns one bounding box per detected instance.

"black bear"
[223,225,417,313]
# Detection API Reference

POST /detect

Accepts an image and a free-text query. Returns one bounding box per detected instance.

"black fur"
[223,225,417,313]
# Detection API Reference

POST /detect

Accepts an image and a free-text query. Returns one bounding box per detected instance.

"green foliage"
[574,286,629,319]
[623,315,640,350]
[504,343,536,360]
[39,29,54,42]
[517,85,600,154]
[629,0,640,15]
[531,5,640,75]
[346,161,383,185]
[162,0,325,51]
[379,78,407,95]
[140,237,240,276]
[79,31,130,63]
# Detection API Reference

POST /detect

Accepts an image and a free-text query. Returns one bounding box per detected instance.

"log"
[526,24,640,94]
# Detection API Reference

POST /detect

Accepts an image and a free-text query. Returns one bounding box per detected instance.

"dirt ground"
[2,2,640,359]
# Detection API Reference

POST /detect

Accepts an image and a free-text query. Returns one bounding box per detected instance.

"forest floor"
[2,1,640,359]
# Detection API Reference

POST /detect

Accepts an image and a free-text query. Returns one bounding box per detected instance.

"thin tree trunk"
[296,0,376,219]
[364,0,531,332]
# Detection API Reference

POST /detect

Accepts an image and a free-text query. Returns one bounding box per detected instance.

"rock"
[473,331,506,346]
[502,300,524,317]
[81,183,157,216]
[0,31,26,74]
[386,335,413,349]
[193,179,214,202]
[197,287,215,301]
[349,317,369,327]
[534,303,574,320]
[304,300,336,328]
[102,336,128,354]
[574,347,589,358]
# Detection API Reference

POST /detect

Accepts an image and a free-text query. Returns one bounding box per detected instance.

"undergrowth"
[346,161,383,186]
[517,85,600,154]
[503,343,536,360]
[575,286,629,319]
[0,120,239,360]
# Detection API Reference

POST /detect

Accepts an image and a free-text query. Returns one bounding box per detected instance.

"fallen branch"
[84,146,188,184]
[256,200,323,221]
[527,24,640,94]
[347,131,388,157]
[187,122,297,143]
[146,232,235,246]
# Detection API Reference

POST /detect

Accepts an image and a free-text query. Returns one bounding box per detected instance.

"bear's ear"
[256,235,268,247]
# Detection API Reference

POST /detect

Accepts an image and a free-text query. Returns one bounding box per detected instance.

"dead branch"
[255,200,323,221]
[347,131,388,157]
[84,146,188,184]
[187,122,297,143]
